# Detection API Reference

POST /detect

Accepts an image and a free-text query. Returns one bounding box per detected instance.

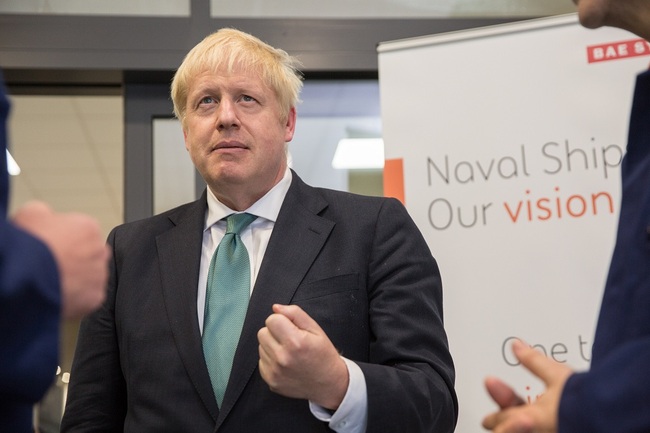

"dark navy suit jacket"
[62,171,458,433]
[559,71,650,432]
[0,73,61,432]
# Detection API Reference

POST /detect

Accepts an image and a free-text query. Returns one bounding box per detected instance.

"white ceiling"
[7,95,123,237]
[0,0,575,17]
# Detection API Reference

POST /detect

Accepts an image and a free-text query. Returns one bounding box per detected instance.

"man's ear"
[183,128,190,151]
[284,107,297,143]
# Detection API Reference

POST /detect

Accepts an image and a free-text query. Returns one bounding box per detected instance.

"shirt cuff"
[309,357,368,433]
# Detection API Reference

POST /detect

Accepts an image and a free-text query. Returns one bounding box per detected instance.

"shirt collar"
[204,167,292,230]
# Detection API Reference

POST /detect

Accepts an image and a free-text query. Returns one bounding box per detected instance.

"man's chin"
[577,8,607,30]
[579,16,602,29]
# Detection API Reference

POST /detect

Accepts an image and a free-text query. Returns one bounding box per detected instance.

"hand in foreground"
[482,339,574,433]
[12,201,110,319]
[257,304,349,410]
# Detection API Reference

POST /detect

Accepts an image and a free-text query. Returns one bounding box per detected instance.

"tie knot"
[225,213,257,235]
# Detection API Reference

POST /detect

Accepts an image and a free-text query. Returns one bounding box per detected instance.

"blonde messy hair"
[171,28,303,127]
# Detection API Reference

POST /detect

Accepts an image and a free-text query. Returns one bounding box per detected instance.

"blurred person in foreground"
[61,28,457,433]
[0,72,110,432]
[482,1,650,432]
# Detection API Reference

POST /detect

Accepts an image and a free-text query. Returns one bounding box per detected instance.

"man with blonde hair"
[62,28,457,433]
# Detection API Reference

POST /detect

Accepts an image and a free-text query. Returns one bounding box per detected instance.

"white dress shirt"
[197,168,367,432]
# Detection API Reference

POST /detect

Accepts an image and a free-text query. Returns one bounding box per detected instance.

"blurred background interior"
[1,0,575,431]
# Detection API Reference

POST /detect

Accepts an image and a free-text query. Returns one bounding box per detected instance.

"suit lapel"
[156,193,220,420]
[215,174,335,426]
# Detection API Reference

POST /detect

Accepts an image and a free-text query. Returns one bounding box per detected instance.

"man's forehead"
[191,67,268,90]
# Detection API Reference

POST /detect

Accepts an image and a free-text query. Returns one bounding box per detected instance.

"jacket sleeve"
[559,338,650,433]
[0,221,61,405]
[1,72,61,411]
[358,198,458,433]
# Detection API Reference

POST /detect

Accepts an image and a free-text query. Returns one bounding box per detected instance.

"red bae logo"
[587,38,650,63]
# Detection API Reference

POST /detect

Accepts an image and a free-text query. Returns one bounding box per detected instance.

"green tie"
[203,212,257,406]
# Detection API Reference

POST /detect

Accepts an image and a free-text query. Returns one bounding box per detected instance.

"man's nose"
[216,99,239,130]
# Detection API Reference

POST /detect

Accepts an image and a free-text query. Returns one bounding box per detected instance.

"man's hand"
[12,201,110,319]
[482,339,574,433]
[257,304,349,410]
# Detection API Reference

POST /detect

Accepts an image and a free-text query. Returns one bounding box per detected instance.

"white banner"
[378,14,650,433]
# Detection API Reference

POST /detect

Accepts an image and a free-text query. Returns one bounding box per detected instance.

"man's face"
[183,66,296,209]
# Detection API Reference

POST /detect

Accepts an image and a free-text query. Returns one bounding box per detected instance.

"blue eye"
[200,96,215,104]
